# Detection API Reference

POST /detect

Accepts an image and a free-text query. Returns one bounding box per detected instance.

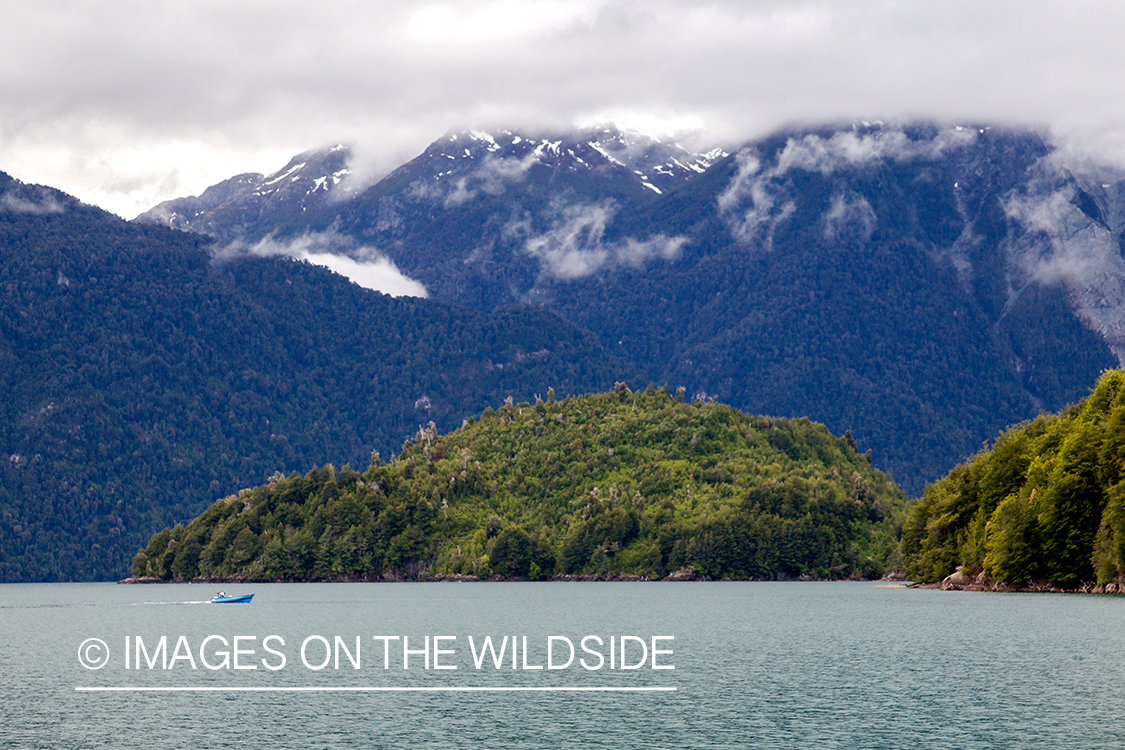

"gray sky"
[3,0,1125,218]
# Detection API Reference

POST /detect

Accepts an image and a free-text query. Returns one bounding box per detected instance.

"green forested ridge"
[0,173,622,582]
[132,387,907,582]
[903,369,1125,587]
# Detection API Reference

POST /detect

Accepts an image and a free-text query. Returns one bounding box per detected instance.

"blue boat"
[210,592,253,604]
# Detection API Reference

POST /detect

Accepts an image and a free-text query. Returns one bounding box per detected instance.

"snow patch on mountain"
[408,150,540,207]
[136,145,356,239]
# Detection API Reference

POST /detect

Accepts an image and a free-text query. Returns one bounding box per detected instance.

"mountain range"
[140,128,726,244]
[139,122,1125,495]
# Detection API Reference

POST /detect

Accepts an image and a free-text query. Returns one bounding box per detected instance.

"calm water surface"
[2,581,1123,748]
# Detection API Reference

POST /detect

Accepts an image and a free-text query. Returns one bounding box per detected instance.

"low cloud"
[515,200,686,279]
[9,2,1125,216]
[717,125,979,247]
[823,190,877,245]
[716,150,793,247]
[1003,164,1125,363]
[776,127,979,175]
[216,231,428,298]
[408,150,540,208]
[301,252,430,297]
[1004,182,1116,285]
[0,190,64,214]
[716,151,761,214]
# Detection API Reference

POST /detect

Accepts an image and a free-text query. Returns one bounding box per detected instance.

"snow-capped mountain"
[392,126,727,196]
[138,144,353,241]
[136,126,726,240]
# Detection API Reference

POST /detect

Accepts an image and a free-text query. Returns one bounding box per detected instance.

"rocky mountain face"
[136,122,1125,494]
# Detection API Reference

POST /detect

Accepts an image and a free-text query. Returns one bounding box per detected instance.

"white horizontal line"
[76,686,676,693]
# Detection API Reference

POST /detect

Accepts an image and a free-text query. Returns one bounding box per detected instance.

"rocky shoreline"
[915,566,1125,594]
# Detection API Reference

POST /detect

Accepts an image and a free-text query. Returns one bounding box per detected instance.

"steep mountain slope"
[0,172,623,581]
[132,387,908,582]
[137,122,1125,493]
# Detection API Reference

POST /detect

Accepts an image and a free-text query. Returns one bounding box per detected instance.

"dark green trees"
[133,388,908,582]
[903,370,1125,587]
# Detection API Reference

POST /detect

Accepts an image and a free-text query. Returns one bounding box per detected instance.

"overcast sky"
[3,0,1125,218]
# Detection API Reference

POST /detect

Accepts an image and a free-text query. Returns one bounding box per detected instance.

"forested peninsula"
[904,369,1125,591]
[130,386,907,582]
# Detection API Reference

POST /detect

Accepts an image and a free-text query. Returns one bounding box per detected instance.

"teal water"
[2,581,1124,748]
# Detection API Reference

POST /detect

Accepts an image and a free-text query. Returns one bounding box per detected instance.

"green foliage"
[983,490,1041,582]
[0,174,622,582]
[134,389,909,581]
[903,370,1125,586]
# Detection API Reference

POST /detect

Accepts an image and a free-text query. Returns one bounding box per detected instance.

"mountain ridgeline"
[904,369,1125,589]
[0,172,622,582]
[132,388,907,582]
[139,122,1125,495]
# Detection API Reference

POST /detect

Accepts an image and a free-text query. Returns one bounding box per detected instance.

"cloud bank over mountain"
[3,1,1125,217]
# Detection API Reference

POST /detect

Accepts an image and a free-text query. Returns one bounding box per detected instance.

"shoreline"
[912,567,1125,594]
[118,569,909,585]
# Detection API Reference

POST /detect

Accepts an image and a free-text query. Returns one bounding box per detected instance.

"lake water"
[2,581,1124,748]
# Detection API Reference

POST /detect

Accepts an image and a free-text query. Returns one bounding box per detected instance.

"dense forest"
[0,173,622,581]
[132,387,908,582]
[903,369,1125,588]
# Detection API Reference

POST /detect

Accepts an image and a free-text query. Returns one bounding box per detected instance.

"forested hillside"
[132,387,908,582]
[903,369,1125,588]
[0,173,622,581]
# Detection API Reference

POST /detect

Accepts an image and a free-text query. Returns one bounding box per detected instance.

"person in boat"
[217,592,226,598]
